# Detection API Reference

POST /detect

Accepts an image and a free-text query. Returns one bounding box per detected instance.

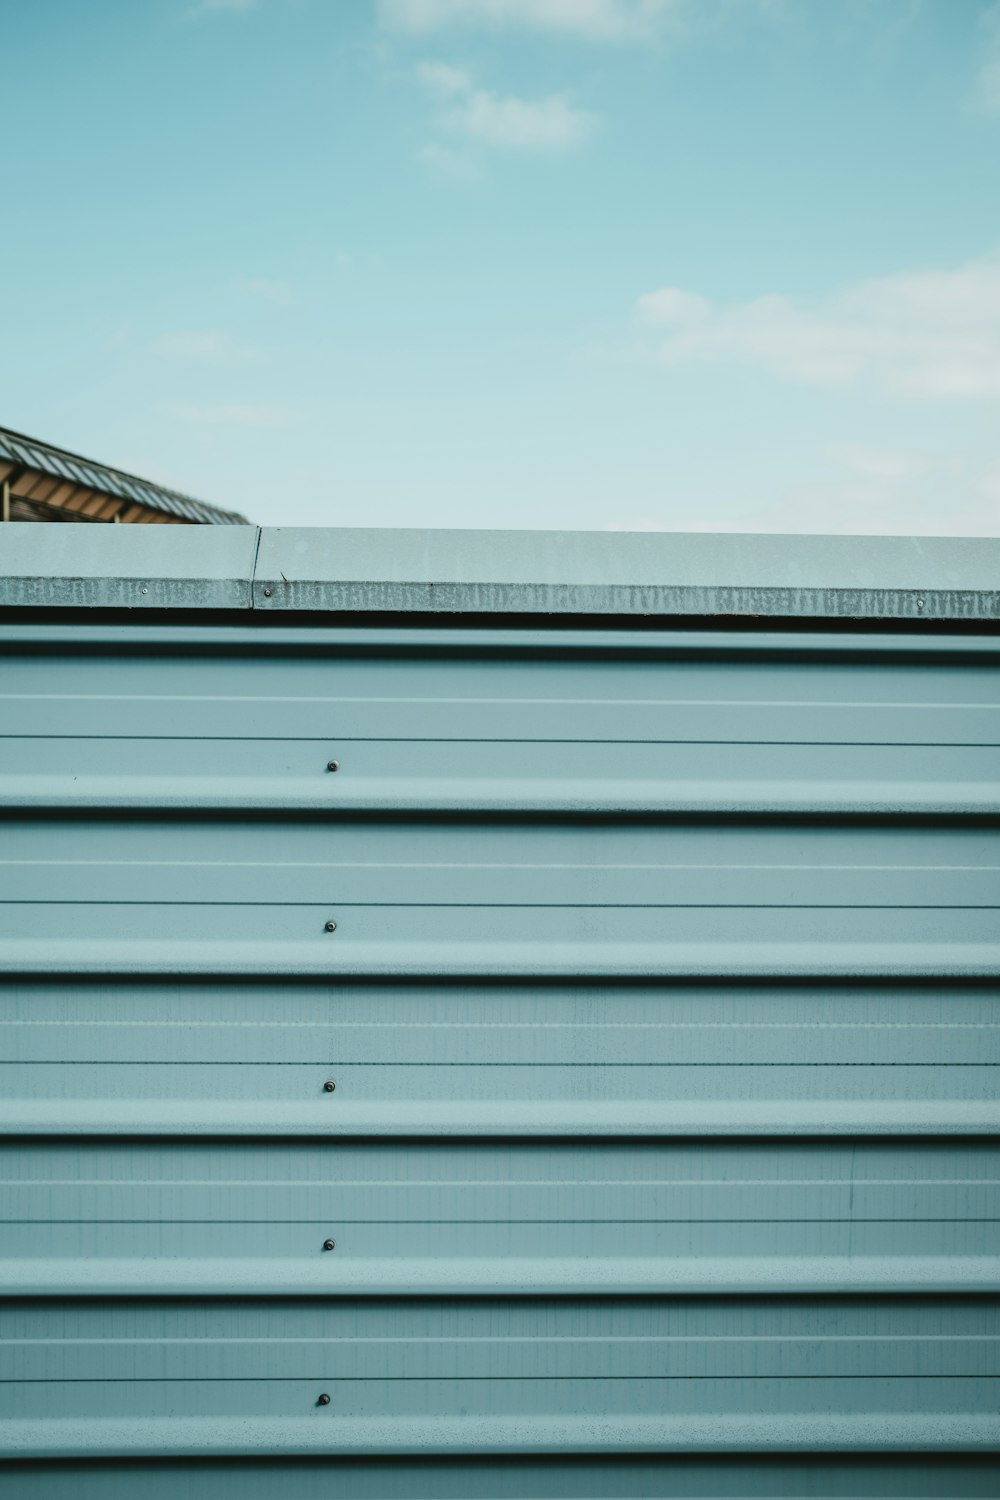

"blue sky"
[3,0,1000,533]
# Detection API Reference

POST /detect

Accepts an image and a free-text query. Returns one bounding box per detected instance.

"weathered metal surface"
[253,528,1000,619]
[3,524,1000,616]
[0,525,259,608]
[0,555,998,1488]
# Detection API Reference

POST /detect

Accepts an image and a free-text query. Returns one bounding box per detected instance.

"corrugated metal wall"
[1,618,998,1496]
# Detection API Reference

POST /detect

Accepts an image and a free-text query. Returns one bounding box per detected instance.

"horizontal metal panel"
[2,981,995,1134]
[5,1097,997,1135]
[2,1064,994,1115]
[6,1304,1000,1456]
[4,629,996,810]
[2,1409,998,1459]
[5,738,1000,814]
[4,912,997,975]
[7,819,999,902]
[4,980,997,1059]
[6,1412,999,1459]
[4,649,999,741]
[3,1141,995,1294]
[3,1302,999,1454]
[4,1379,996,1425]
[5,1296,997,1373]
[9,1256,995,1296]
[3,820,997,974]
[7,1458,1000,1500]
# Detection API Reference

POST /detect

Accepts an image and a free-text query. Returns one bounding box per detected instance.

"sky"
[3,0,1000,534]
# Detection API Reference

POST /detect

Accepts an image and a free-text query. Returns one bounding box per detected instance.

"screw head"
[262,588,273,598]
[323,1080,336,1093]
[140,587,148,596]
[323,1239,336,1251]
[317,1393,331,1406]
[916,597,926,610]
[324,920,337,933]
[326,760,340,773]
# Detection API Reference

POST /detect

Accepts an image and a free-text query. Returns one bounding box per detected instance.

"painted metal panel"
[3,1302,1000,1455]
[1,1141,996,1294]
[2,626,997,815]
[3,818,999,975]
[0,587,998,1490]
[1,979,997,1136]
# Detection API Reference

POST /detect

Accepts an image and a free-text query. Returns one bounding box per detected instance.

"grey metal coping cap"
[0,523,259,610]
[1,522,999,618]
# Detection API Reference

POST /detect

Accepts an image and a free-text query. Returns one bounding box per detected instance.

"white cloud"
[152,330,260,363]
[165,403,300,427]
[380,0,677,42]
[636,255,1000,400]
[974,2,1000,111]
[445,87,595,148]
[417,61,596,153]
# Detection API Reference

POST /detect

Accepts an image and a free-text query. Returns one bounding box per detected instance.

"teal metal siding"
[0,613,998,1495]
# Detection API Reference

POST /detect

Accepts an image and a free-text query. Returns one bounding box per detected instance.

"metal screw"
[262,588,272,598]
[325,920,337,933]
[140,587,148,595]
[323,1239,336,1251]
[317,1393,331,1406]
[327,760,340,773]
[323,1080,336,1093]
[916,597,926,610]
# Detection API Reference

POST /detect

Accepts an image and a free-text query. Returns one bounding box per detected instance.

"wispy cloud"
[973,1,1000,112]
[635,255,1000,400]
[152,330,260,363]
[381,0,679,42]
[447,87,595,149]
[417,59,596,154]
[165,402,301,427]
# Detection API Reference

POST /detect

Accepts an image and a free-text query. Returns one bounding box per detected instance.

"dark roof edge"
[0,425,248,525]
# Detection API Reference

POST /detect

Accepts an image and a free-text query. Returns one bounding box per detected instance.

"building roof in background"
[0,426,248,525]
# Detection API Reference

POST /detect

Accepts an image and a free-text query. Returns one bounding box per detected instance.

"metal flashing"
[0,524,260,609]
[1,524,999,618]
